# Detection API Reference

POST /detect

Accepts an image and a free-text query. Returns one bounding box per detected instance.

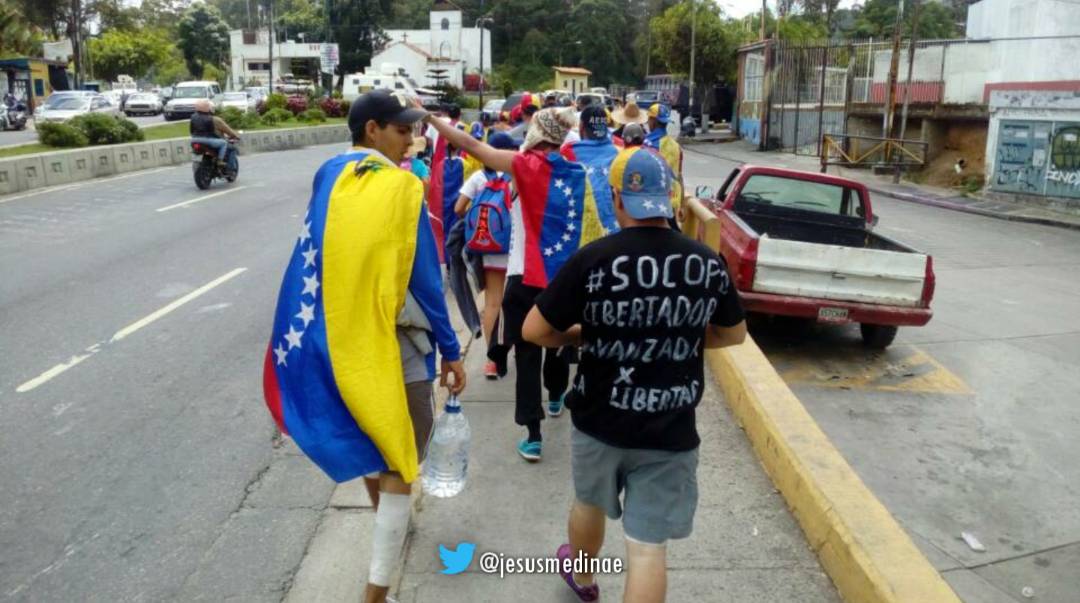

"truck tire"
[860,324,898,349]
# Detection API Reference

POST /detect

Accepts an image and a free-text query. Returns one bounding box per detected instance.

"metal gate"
[766,41,854,155]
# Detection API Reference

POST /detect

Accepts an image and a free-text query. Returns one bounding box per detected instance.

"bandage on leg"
[367,492,410,587]
[624,537,668,603]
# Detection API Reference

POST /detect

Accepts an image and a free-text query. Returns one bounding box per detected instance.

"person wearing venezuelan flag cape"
[262,89,465,603]
[424,103,610,464]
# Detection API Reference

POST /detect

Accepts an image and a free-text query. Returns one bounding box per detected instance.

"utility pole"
[760,0,766,41]
[895,0,921,183]
[688,0,697,130]
[267,0,275,91]
[882,0,904,143]
[72,0,83,88]
[477,17,492,108]
[644,3,652,78]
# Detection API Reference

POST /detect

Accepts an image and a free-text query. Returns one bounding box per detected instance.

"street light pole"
[689,0,697,129]
[476,17,492,108]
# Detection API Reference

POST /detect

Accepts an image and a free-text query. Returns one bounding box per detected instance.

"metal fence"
[763,35,1080,156]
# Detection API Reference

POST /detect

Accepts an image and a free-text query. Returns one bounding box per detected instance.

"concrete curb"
[861,185,1080,232]
[0,123,351,197]
[706,341,961,603]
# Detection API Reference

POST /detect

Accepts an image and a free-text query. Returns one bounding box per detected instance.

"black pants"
[500,276,570,426]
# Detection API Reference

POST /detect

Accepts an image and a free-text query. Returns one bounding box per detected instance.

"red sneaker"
[484,360,499,380]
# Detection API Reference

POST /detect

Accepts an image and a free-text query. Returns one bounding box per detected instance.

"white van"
[341,63,428,102]
[163,81,223,121]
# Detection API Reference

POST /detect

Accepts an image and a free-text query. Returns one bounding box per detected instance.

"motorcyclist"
[3,92,15,109]
[189,98,240,173]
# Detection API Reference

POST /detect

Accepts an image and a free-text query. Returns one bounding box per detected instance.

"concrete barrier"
[684,197,961,603]
[0,123,350,197]
[42,154,72,187]
[15,157,47,191]
[89,148,116,177]
[113,145,138,173]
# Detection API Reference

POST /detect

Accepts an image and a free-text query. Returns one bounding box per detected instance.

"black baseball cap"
[347,89,427,137]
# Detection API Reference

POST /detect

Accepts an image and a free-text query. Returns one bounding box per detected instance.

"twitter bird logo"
[438,542,476,575]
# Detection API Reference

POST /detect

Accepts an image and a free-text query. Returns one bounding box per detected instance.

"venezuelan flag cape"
[426,120,457,263]
[440,156,464,252]
[561,138,620,236]
[513,150,606,288]
[263,149,424,483]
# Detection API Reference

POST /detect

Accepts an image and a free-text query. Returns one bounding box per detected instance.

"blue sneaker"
[548,394,565,417]
[517,439,542,462]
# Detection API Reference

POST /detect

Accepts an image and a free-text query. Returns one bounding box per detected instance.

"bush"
[298,108,327,123]
[118,117,145,142]
[285,95,309,116]
[264,93,287,112]
[37,121,89,148]
[318,97,347,118]
[260,107,294,126]
[68,113,143,145]
[339,99,351,117]
[218,106,259,130]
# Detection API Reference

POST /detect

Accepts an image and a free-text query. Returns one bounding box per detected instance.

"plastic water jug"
[421,395,470,497]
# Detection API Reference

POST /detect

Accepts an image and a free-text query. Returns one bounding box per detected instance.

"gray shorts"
[406,381,435,463]
[571,427,699,545]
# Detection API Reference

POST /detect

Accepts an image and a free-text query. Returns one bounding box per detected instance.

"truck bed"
[732,204,930,308]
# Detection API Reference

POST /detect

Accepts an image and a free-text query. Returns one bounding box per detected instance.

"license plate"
[817,307,850,323]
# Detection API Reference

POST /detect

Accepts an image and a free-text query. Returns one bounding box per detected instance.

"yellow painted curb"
[707,340,960,603]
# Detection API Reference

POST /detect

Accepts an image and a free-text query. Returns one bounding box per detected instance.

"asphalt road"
[2,142,1077,602]
[1,114,171,146]
[683,148,1080,603]
[0,144,347,601]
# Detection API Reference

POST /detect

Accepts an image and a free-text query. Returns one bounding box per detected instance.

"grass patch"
[0,117,348,159]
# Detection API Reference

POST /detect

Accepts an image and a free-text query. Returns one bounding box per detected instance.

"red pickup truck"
[699,165,935,348]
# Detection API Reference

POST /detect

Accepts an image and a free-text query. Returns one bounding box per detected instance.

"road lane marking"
[768,344,972,394]
[111,267,247,341]
[15,268,247,393]
[156,186,248,212]
[0,167,178,204]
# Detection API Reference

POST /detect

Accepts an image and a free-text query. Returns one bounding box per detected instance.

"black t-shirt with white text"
[535,227,745,451]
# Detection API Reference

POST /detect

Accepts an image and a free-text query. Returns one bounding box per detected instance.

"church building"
[373,1,492,89]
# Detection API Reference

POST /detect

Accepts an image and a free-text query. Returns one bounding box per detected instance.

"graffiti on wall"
[992,121,1080,199]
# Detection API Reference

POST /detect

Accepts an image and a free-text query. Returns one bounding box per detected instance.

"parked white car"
[220,92,256,113]
[124,93,163,116]
[36,93,120,122]
[163,81,222,121]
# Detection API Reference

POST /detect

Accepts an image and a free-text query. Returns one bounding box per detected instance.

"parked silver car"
[124,93,163,116]
[36,93,121,122]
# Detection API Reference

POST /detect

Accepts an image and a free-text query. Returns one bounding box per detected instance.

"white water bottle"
[421,395,470,497]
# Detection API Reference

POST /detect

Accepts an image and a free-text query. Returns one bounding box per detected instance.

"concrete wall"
[0,124,350,197]
[986,90,1080,202]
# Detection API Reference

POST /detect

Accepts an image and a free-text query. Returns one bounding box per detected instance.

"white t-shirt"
[459,169,493,200]
[507,196,525,277]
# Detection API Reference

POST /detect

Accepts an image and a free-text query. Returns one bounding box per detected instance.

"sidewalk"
[684,139,1080,231]
[391,343,840,602]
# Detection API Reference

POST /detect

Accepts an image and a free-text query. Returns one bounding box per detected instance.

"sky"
[719,0,858,18]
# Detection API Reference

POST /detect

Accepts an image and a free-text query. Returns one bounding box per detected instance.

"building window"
[441,17,449,30]
[564,79,568,87]
[248,62,270,71]
[394,82,404,89]
[744,54,764,102]
[373,79,381,86]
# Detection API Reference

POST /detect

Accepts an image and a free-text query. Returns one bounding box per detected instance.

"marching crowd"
[263,88,748,603]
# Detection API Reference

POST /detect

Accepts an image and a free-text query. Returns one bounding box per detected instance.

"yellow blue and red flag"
[561,138,620,236]
[513,150,607,288]
[263,149,426,483]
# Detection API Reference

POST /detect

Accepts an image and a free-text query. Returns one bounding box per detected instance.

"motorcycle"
[191,138,239,190]
[0,103,29,131]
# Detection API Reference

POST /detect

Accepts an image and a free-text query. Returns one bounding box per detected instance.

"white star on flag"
[274,343,288,366]
[585,166,595,176]
[301,245,318,268]
[302,274,320,297]
[563,186,573,197]
[284,325,304,350]
[602,167,609,176]
[543,247,554,257]
[554,179,564,188]
[643,200,655,209]
[567,223,576,231]
[295,301,315,327]
[567,209,577,218]
[554,242,563,252]
[299,221,311,243]
[562,233,571,242]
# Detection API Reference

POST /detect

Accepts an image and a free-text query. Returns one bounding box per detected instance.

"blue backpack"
[464,171,513,254]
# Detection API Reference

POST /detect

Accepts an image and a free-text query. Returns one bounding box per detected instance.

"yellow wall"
[555,71,589,96]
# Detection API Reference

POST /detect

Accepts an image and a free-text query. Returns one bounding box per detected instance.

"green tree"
[0,0,43,56]
[566,0,633,86]
[89,30,171,81]
[651,1,743,86]
[177,3,231,79]
[330,0,392,80]
[852,0,959,39]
